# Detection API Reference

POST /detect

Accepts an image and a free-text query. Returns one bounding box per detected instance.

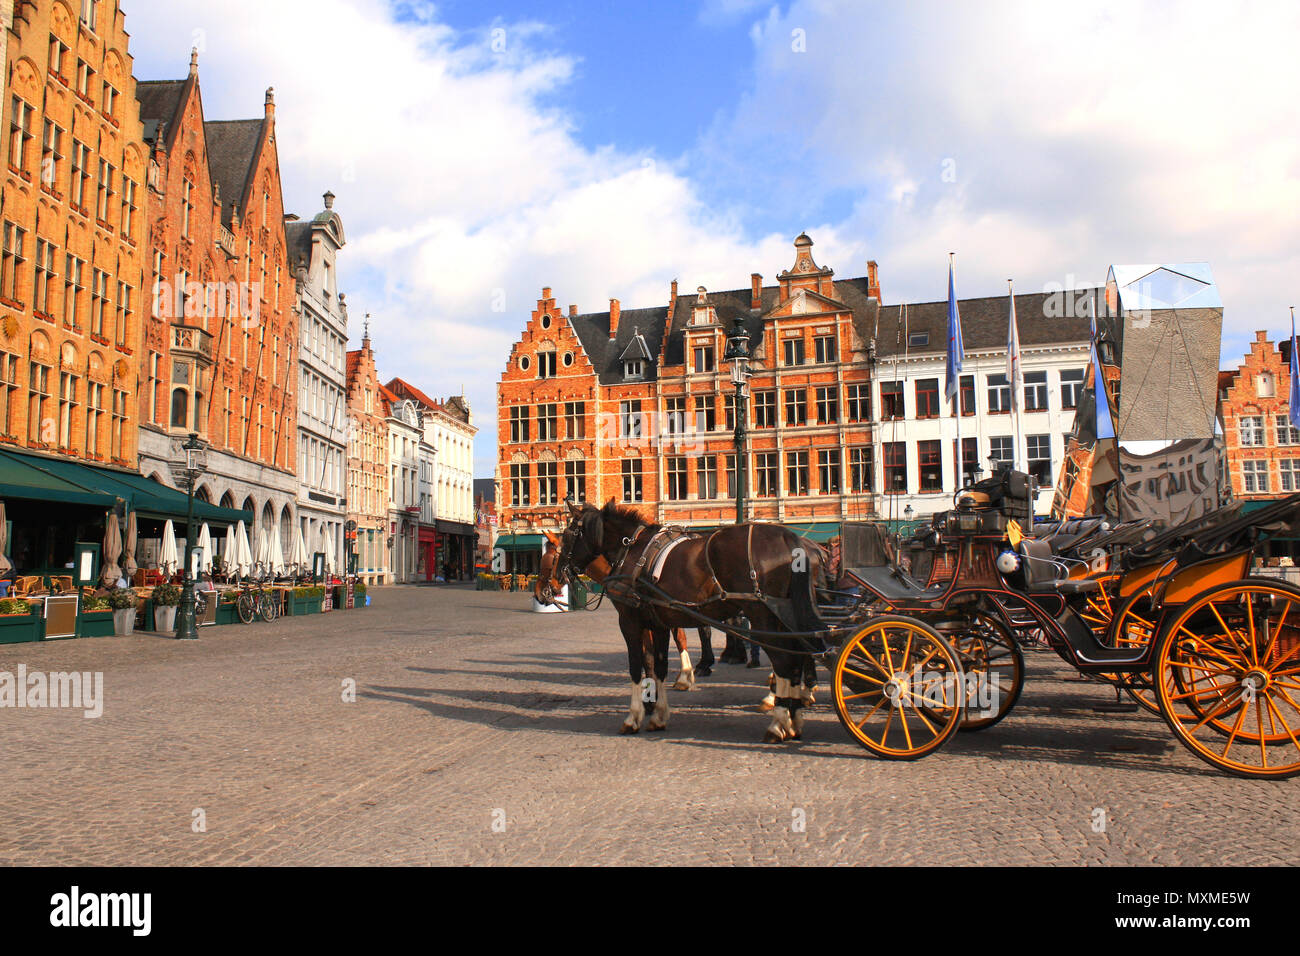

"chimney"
[867,260,880,299]
[541,286,552,302]
[568,304,577,318]
[264,87,275,118]
[751,273,762,310]
[189,47,199,78]
[609,298,621,339]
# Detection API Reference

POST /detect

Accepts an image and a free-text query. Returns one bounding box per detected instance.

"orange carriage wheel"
[1107,590,1169,716]
[1154,581,1300,779]
[943,612,1024,732]
[833,615,964,760]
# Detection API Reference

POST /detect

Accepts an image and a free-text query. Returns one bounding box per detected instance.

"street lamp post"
[723,316,751,525]
[176,432,207,641]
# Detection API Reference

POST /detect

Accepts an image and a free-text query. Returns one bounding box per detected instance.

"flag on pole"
[1007,281,1023,412]
[1090,298,1116,440]
[945,254,964,403]
[1290,307,1300,430]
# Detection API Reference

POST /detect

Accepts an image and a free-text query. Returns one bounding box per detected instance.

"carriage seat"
[1018,539,1100,595]
[845,565,945,603]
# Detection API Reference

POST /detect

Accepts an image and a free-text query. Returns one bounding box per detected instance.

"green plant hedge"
[152,582,181,606]
[0,597,32,615]
[107,586,137,610]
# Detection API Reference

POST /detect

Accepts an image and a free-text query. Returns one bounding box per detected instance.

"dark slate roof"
[873,287,1102,359]
[568,306,670,385]
[473,477,495,503]
[284,220,312,272]
[664,286,771,367]
[135,80,186,144]
[203,119,265,227]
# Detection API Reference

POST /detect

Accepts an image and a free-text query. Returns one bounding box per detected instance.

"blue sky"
[123,0,1300,479]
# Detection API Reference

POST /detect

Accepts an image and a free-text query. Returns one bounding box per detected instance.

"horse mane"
[600,498,649,528]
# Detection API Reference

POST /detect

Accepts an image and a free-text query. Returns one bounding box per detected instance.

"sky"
[122,0,1300,479]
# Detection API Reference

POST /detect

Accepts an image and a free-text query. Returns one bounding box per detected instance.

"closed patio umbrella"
[291,525,310,574]
[223,523,237,577]
[100,514,122,585]
[234,521,252,579]
[321,525,337,576]
[197,523,213,575]
[268,522,285,577]
[160,520,179,576]
[122,511,138,577]
[0,501,10,574]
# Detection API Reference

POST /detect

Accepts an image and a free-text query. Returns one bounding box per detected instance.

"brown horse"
[555,499,827,740]
[535,531,714,689]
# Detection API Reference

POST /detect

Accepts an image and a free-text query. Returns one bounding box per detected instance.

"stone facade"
[134,59,298,553]
[1,0,147,466]
[379,384,421,583]
[1219,331,1300,500]
[345,329,388,585]
[288,191,347,570]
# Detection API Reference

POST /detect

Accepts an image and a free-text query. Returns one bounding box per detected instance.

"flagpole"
[1009,279,1023,473]
[950,252,962,490]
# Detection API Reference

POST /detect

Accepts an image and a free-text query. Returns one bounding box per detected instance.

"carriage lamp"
[724,316,752,525]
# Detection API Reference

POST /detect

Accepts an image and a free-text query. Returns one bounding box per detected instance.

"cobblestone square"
[2,585,1296,866]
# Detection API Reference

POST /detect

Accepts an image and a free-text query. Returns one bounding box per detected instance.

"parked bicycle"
[235,566,280,624]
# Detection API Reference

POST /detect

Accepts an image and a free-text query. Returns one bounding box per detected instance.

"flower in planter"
[0,597,32,615]
[81,596,110,612]
[107,586,138,610]
[151,582,181,607]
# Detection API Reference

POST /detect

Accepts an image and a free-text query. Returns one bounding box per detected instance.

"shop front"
[418,525,438,582]
[435,520,476,581]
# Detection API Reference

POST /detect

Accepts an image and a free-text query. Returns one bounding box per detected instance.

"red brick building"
[345,325,388,584]
[135,55,299,540]
[1218,331,1300,500]
[496,234,879,567]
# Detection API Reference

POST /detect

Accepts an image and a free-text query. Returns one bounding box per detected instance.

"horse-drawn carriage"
[550,473,1300,780]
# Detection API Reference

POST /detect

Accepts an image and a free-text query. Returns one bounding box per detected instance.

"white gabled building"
[287,192,349,569]
[867,288,1099,522]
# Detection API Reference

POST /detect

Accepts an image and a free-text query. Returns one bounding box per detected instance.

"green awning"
[0,448,252,527]
[784,522,842,542]
[496,533,545,551]
[0,450,117,508]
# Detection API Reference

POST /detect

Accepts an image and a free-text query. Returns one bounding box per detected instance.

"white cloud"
[123,0,1300,478]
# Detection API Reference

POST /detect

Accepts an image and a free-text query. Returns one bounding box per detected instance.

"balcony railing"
[215,223,237,258]
[170,322,213,362]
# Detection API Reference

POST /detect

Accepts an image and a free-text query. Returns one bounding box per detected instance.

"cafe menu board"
[323,583,333,612]
[345,577,355,609]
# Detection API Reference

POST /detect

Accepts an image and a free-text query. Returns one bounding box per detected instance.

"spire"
[363,313,371,344]
[323,190,335,210]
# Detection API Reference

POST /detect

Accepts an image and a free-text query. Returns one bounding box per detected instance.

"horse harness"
[604,522,801,631]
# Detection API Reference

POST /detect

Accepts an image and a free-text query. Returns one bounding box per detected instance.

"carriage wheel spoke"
[854,695,889,729]
[880,630,896,673]
[1259,599,1291,664]
[1258,697,1269,768]
[841,689,884,702]
[841,664,885,685]
[1177,628,1242,671]
[877,708,895,747]
[1263,693,1300,759]
[896,704,913,751]
[849,643,886,672]
[1219,699,1249,758]
[1207,599,1253,666]
[905,698,938,736]
[898,631,915,674]
[1169,680,1238,703]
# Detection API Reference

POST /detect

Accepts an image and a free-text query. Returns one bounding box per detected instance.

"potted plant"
[354,579,368,608]
[78,594,115,638]
[151,582,181,632]
[108,586,138,636]
[0,597,39,644]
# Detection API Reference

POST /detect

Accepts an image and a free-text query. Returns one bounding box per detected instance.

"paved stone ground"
[1,585,1297,866]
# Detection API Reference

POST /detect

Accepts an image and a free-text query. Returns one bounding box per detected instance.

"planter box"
[112,608,135,636]
[153,605,178,633]
[287,596,323,616]
[215,602,239,626]
[0,611,41,644]
[77,610,116,638]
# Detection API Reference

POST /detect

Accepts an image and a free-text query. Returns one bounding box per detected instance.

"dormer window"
[907,332,929,348]
[624,359,644,379]
[693,345,714,373]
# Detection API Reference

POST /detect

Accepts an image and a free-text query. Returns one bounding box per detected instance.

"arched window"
[171,388,189,428]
